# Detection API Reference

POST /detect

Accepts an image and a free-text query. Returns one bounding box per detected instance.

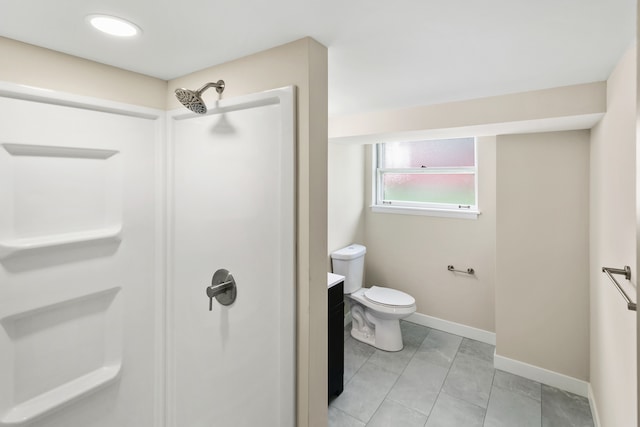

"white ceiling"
[0,0,635,116]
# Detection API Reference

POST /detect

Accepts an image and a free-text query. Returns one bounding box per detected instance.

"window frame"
[372,138,480,219]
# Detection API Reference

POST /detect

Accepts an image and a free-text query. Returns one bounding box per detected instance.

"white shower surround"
[0,82,296,426]
[165,86,296,427]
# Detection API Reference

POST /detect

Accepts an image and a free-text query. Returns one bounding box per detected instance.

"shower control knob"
[206,269,237,310]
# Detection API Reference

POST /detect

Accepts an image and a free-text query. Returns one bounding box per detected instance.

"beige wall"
[591,45,637,426]
[3,35,329,427]
[495,131,590,381]
[0,37,167,109]
[362,137,496,332]
[330,82,606,142]
[328,142,366,259]
[168,38,329,427]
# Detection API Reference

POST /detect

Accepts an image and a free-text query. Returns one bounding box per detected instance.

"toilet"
[331,244,416,352]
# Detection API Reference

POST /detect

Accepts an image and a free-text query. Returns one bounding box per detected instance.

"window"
[373,137,479,218]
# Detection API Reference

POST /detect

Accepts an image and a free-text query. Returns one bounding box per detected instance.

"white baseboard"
[493,352,588,397]
[588,384,601,427]
[405,312,496,345]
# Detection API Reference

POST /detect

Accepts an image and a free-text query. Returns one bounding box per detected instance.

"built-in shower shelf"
[0,226,122,259]
[0,365,121,426]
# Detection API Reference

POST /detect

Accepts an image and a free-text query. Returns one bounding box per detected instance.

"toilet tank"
[331,244,366,294]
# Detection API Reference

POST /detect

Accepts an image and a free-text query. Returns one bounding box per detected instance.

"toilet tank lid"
[331,244,366,260]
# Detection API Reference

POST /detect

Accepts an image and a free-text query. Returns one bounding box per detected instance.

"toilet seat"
[364,286,415,308]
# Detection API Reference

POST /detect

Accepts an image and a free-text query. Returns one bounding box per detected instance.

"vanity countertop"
[327,272,345,289]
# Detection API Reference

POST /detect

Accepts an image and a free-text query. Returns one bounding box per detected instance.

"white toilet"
[331,244,416,352]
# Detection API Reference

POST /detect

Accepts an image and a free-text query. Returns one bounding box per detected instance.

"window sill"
[370,205,480,219]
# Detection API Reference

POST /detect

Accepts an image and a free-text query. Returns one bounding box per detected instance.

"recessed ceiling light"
[87,14,141,37]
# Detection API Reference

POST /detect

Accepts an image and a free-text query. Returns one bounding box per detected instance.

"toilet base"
[350,304,404,352]
[350,323,404,352]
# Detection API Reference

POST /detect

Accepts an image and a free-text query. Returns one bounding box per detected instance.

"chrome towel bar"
[601,266,637,311]
[447,265,475,275]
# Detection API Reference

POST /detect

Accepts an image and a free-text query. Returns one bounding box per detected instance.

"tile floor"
[329,321,594,427]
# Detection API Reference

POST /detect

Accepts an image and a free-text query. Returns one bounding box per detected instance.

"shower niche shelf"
[0,225,122,259]
[0,365,121,426]
[0,141,123,261]
[0,287,123,425]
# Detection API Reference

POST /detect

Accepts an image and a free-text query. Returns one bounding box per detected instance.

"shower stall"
[0,82,296,427]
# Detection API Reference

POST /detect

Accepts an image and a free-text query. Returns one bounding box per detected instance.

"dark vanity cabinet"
[328,280,344,398]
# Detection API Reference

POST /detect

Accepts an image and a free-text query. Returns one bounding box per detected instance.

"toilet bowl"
[331,244,416,352]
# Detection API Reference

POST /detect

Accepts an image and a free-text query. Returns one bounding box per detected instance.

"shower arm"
[197,80,225,95]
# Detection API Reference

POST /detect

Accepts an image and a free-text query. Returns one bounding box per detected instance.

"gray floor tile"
[400,320,431,348]
[330,361,399,423]
[425,392,485,427]
[367,399,428,427]
[328,406,365,427]
[367,340,419,375]
[356,322,429,376]
[413,329,462,369]
[387,355,449,416]
[343,335,375,383]
[442,353,494,408]
[484,385,541,427]
[542,385,594,427]
[493,370,541,402]
[457,338,495,363]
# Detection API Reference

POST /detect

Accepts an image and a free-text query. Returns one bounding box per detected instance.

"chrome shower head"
[174,80,225,114]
